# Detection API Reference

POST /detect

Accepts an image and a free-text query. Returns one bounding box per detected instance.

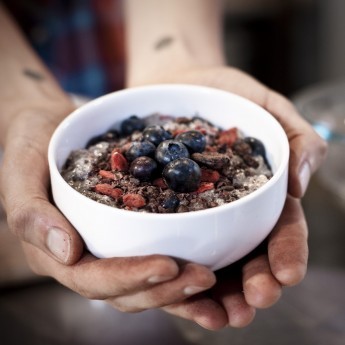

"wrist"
[125,0,226,88]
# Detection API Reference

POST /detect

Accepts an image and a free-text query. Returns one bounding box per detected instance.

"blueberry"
[142,125,172,146]
[244,137,270,167]
[175,130,206,153]
[244,137,265,156]
[130,156,158,181]
[163,158,201,193]
[86,129,119,148]
[120,115,145,136]
[125,141,156,161]
[161,193,180,211]
[155,140,189,166]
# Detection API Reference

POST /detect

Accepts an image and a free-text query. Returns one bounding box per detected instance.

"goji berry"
[98,170,116,180]
[94,184,123,199]
[200,169,220,183]
[123,194,146,208]
[195,182,214,194]
[110,151,128,172]
[217,127,238,146]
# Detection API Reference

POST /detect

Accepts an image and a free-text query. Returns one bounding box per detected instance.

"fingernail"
[276,265,306,286]
[299,161,311,196]
[46,227,70,263]
[147,275,175,284]
[184,286,207,296]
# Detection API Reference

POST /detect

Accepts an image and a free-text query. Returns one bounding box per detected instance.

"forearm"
[124,0,225,86]
[0,4,73,147]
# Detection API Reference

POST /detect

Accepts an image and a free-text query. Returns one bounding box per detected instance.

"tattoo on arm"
[23,68,45,81]
[154,36,174,51]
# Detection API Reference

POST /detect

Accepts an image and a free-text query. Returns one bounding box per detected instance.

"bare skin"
[0,1,327,330]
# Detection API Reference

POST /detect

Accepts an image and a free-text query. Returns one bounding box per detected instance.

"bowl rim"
[48,84,289,220]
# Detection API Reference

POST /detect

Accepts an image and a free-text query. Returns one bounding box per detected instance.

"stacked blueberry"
[120,115,207,193]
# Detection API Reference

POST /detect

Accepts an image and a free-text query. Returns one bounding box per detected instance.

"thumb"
[264,91,328,198]
[0,113,83,265]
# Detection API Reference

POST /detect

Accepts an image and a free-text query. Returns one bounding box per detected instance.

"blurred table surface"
[1,172,345,345]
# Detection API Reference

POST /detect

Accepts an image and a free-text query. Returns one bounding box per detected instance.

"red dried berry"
[195,182,214,194]
[94,184,123,199]
[217,127,238,146]
[110,151,128,172]
[123,194,146,208]
[200,168,220,183]
[98,170,116,180]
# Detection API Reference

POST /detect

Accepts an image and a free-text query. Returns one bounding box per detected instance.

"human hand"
[130,66,327,329]
[0,106,84,264]
[0,0,254,328]
[133,66,327,199]
[0,67,326,330]
[0,106,217,312]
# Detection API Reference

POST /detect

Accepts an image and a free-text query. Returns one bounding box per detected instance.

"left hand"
[132,65,327,329]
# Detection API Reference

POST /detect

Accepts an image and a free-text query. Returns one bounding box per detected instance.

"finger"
[196,68,327,198]
[0,112,83,264]
[242,254,282,308]
[154,67,327,197]
[268,195,308,286]
[213,268,256,328]
[22,242,180,300]
[264,90,328,197]
[107,263,216,312]
[162,295,228,331]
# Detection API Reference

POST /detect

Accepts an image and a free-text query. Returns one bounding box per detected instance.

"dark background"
[223,0,345,98]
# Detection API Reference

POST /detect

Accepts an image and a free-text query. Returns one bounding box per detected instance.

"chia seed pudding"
[61,114,273,213]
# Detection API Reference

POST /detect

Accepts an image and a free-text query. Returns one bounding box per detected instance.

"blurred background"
[1,0,345,344]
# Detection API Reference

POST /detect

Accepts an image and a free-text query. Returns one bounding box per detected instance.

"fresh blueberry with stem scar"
[125,141,156,161]
[163,158,201,193]
[130,156,158,181]
[175,130,206,153]
[120,115,145,136]
[155,140,190,166]
[142,125,172,146]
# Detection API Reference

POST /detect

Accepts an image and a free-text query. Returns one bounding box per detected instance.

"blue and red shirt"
[5,0,125,98]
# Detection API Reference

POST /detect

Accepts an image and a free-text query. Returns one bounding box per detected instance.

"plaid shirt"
[6,0,125,98]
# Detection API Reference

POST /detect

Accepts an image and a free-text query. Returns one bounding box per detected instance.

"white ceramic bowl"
[48,84,289,271]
